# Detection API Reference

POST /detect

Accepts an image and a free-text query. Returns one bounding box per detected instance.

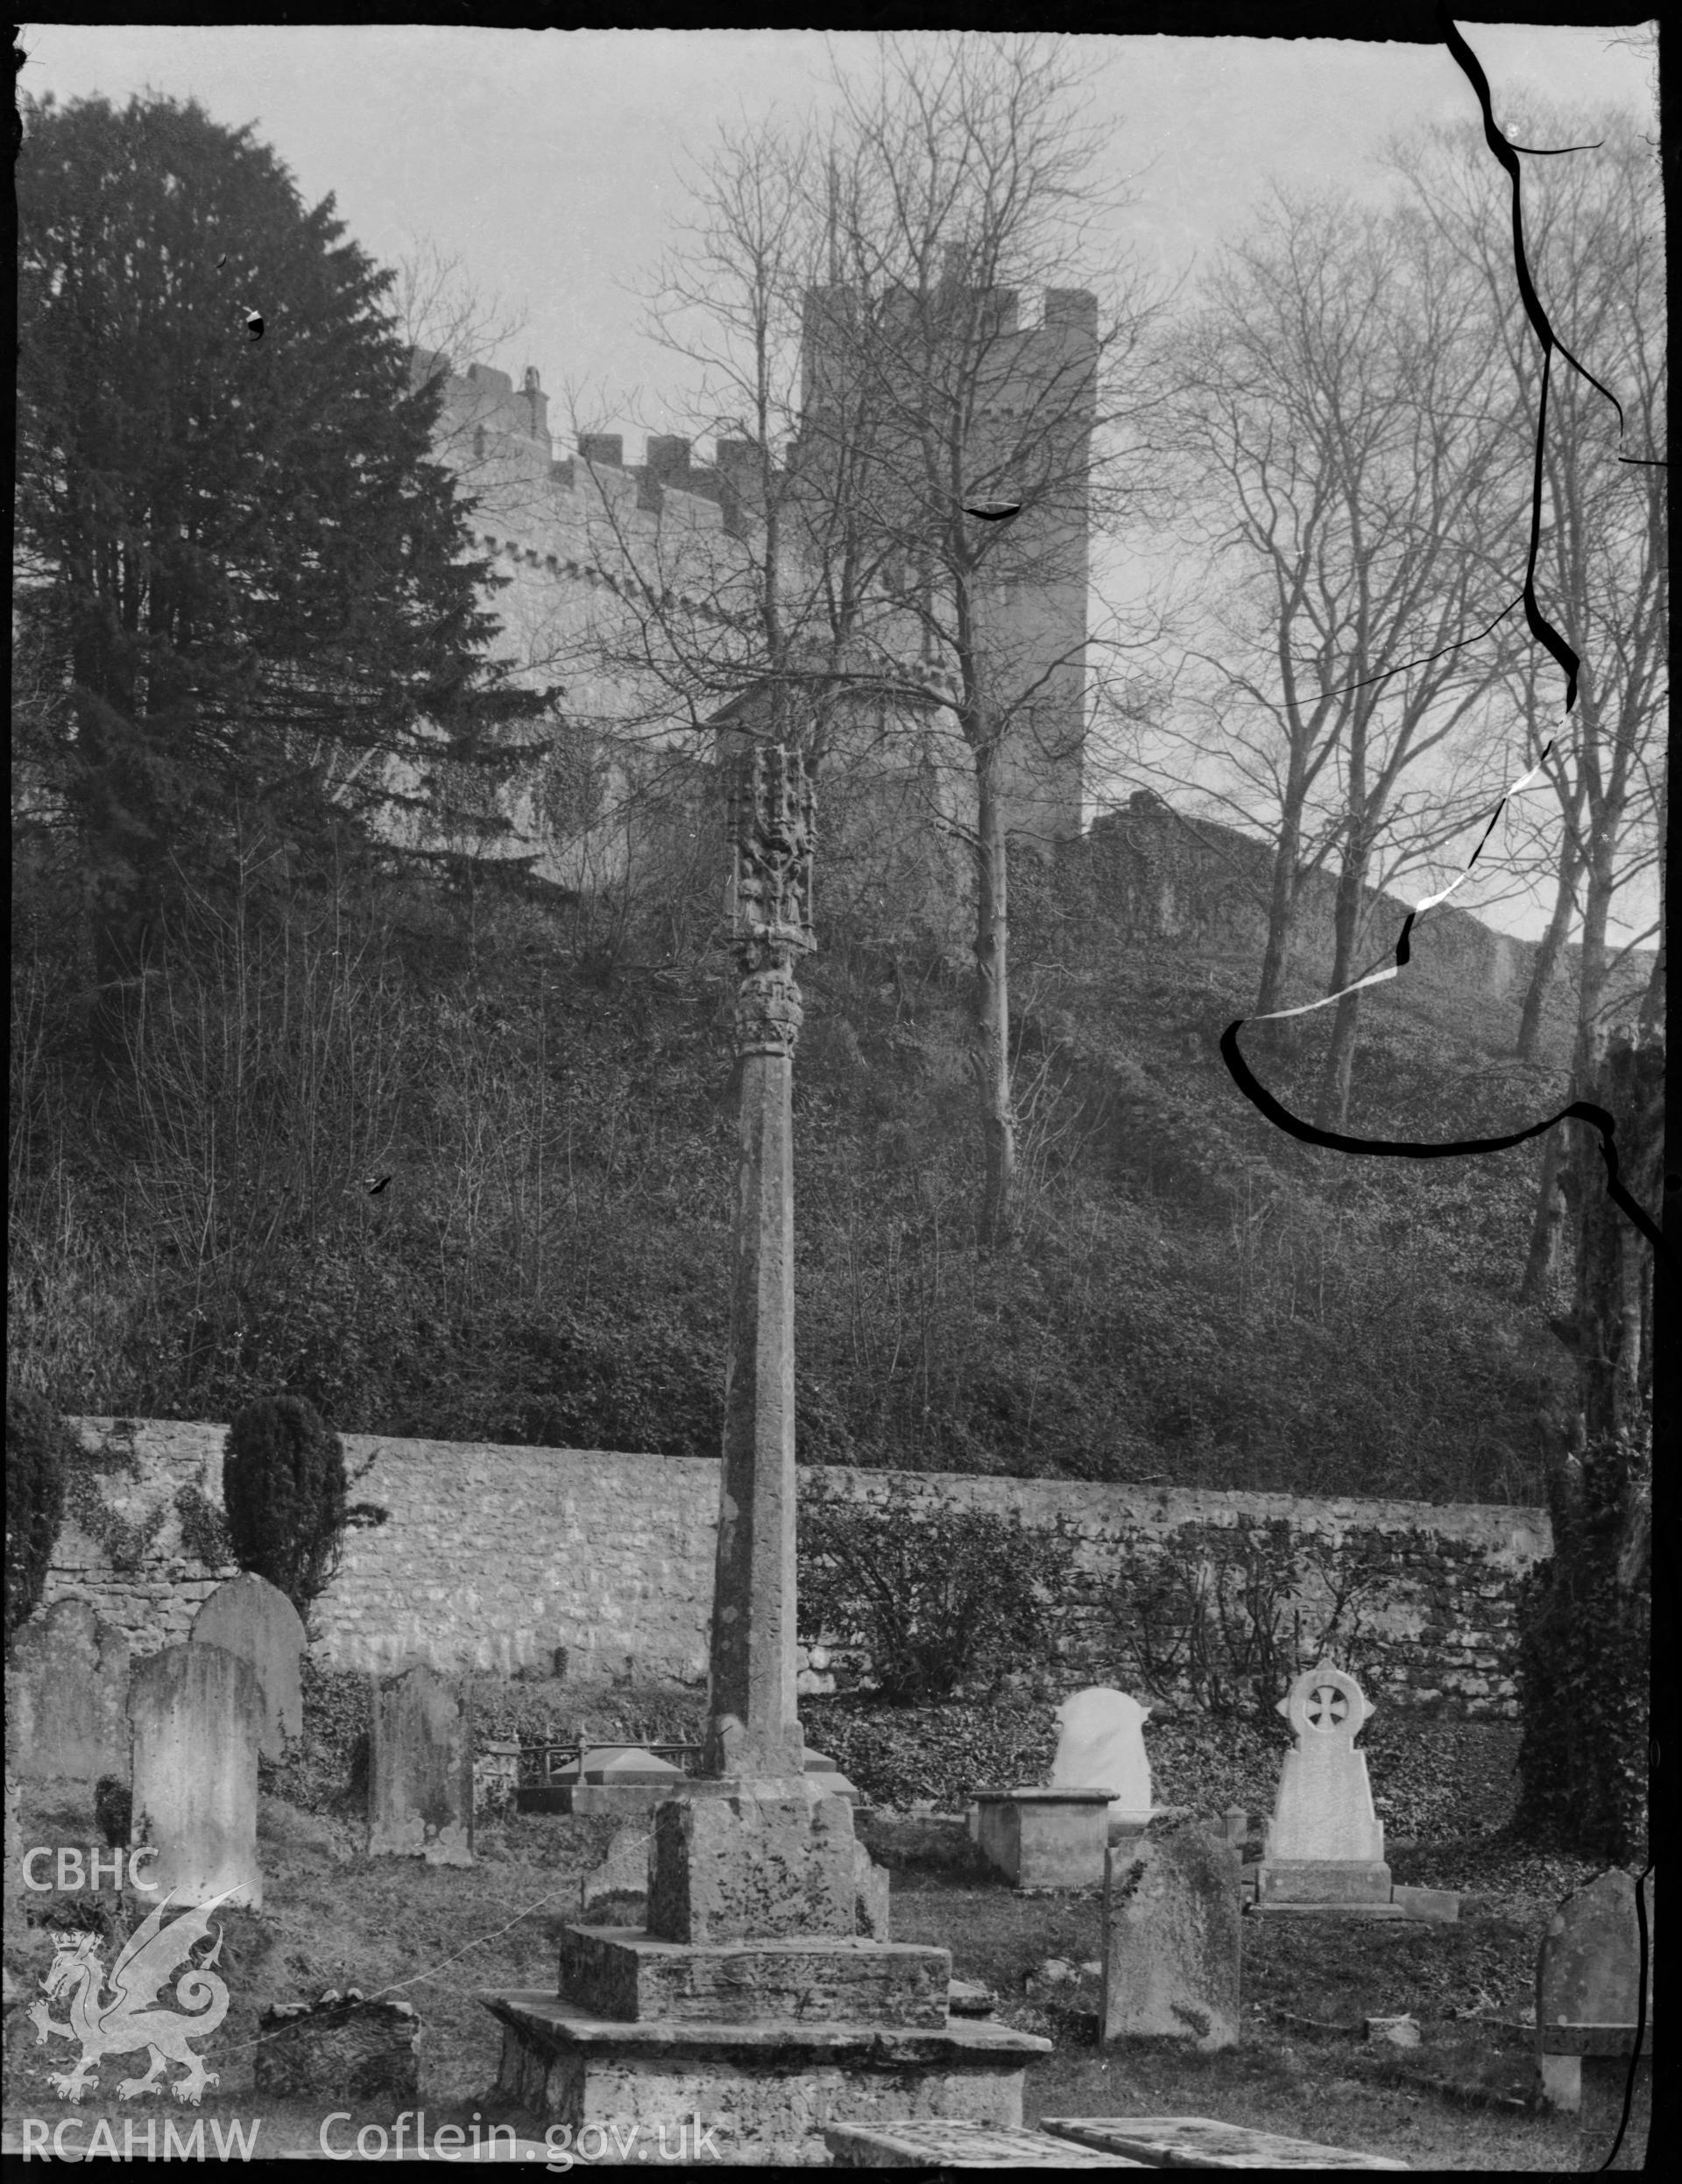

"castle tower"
[795,272,1097,857]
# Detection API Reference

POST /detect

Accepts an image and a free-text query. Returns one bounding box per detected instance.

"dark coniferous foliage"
[222,1393,349,1615]
[14,91,555,1061]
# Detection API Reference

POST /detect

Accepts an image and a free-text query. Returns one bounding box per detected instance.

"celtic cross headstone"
[1255,1662,1393,1907]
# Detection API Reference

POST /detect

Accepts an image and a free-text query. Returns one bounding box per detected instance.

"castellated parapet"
[398,277,1093,902]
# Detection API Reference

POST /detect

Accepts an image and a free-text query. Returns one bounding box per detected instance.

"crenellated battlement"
[403,272,1091,887]
[413,349,767,570]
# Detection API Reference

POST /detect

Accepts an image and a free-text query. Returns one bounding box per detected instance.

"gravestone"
[368,1664,474,1865]
[1099,1822,1241,2052]
[1535,1868,1656,2114]
[4,1601,131,1783]
[1254,1663,1391,1908]
[189,1573,306,1763]
[128,1643,262,1908]
[1049,1688,1153,1820]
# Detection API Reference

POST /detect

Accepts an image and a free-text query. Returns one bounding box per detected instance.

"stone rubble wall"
[39,1421,1550,1720]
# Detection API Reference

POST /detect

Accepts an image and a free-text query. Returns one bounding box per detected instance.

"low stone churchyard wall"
[39,1419,1550,1718]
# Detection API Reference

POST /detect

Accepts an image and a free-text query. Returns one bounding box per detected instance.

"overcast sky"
[18,23,1660,944]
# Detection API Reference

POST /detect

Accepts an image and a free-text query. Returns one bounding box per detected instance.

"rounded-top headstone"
[191,1573,307,1763]
[1049,1687,1153,1817]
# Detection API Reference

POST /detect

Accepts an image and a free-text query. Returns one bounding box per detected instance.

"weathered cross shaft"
[702,741,816,1783]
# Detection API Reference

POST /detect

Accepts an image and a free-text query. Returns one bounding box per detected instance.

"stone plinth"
[1256,1859,1396,1908]
[973,1790,1113,1889]
[647,1784,854,1943]
[128,1642,261,1909]
[561,1926,949,2026]
[484,1993,1050,2166]
[484,1784,1048,2160]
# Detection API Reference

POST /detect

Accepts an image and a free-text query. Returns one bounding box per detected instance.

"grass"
[4,1707,1648,2170]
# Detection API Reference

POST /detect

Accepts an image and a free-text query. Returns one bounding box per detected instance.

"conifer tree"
[15,92,555,1065]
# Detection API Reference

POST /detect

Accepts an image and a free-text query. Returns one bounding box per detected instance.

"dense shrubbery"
[798,1483,1078,1702]
[1514,1433,1650,1861]
[4,1388,70,1641]
[1100,1517,1388,1721]
[8,830,1585,1502]
[222,1394,349,1617]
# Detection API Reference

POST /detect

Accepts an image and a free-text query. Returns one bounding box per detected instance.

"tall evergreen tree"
[15,92,554,1062]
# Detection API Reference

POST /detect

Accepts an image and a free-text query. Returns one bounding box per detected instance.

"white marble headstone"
[1049,1686,1153,1817]
[1265,1664,1384,1863]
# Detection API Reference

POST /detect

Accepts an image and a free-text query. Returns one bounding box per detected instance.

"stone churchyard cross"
[481,737,1053,2157]
[703,738,816,1784]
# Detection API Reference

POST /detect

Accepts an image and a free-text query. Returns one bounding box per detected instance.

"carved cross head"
[727,740,816,965]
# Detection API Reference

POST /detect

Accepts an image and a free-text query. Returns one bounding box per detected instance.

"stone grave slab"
[189,1573,305,1763]
[368,1664,473,1864]
[1044,2117,1410,2168]
[1255,1665,1391,1909]
[824,2117,1148,2166]
[973,1789,1113,1888]
[1535,1868,1656,2114]
[129,1642,262,1908]
[5,1601,130,1783]
[1100,1824,1241,2052]
[1050,1687,1154,1821]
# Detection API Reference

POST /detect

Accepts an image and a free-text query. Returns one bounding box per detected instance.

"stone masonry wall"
[37,1421,1550,1720]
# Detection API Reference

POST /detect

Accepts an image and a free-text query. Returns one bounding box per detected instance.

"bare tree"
[549,36,1169,1251]
[795,34,1169,1248]
[1390,112,1665,1297]
[1153,189,1524,1119]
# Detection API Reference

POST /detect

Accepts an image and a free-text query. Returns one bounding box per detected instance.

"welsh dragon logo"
[29,1891,235,2105]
